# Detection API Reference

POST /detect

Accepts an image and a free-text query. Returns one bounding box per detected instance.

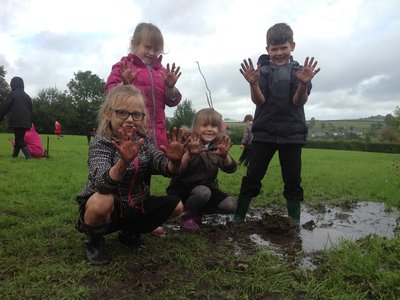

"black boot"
[85,235,109,266]
[118,231,144,249]
[21,146,31,159]
[80,221,110,266]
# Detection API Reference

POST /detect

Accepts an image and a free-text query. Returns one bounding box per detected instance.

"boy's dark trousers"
[12,127,31,159]
[238,144,252,166]
[235,142,303,221]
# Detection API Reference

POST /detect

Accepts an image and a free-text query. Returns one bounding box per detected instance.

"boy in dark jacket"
[234,23,320,223]
[0,77,33,159]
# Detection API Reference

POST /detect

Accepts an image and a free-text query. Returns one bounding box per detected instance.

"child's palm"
[121,62,138,84]
[297,57,320,84]
[187,132,205,155]
[164,63,182,88]
[112,127,143,163]
[160,127,185,164]
[215,135,232,158]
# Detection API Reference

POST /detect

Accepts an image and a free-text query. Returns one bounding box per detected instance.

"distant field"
[309,119,384,130]
[0,133,399,299]
[226,116,385,131]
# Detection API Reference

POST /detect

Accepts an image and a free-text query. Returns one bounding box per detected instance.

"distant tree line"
[1,64,398,147]
[0,66,197,136]
[0,66,105,135]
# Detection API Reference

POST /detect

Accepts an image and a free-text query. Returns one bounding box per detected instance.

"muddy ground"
[89,201,399,299]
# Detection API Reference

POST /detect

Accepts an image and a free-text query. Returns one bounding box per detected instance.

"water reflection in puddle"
[300,201,398,252]
[165,202,399,269]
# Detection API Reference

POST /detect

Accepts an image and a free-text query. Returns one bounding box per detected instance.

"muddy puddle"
[164,201,399,269]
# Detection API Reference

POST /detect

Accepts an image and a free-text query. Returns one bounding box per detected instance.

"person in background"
[234,23,320,223]
[54,120,63,138]
[86,126,96,145]
[76,85,185,266]
[20,123,45,158]
[238,114,253,167]
[0,76,33,159]
[167,108,237,230]
[106,22,182,150]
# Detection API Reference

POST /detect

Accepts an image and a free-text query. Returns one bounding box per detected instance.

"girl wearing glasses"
[76,85,185,266]
[106,22,182,150]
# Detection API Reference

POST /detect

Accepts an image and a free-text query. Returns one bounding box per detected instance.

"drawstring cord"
[119,156,145,219]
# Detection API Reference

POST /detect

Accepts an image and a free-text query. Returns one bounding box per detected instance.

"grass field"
[0,133,399,299]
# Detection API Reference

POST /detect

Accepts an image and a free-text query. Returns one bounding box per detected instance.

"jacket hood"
[257,54,295,66]
[257,54,270,66]
[128,53,163,69]
[10,77,24,91]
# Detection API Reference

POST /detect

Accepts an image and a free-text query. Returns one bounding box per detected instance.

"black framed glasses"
[113,109,145,121]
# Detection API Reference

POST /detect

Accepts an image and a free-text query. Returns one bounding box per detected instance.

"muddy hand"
[165,63,182,88]
[160,127,185,165]
[215,135,232,158]
[112,127,143,163]
[297,57,320,85]
[121,61,138,84]
[187,132,206,155]
[239,58,260,85]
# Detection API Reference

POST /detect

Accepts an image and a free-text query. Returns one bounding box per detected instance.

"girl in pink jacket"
[105,22,182,149]
[11,123,45,158]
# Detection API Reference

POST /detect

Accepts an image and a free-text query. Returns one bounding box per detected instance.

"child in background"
[106,22,182,149]
[10,123,45,158]
[238,114,253,167]
[76,85,185,266]
[167,108,237,230]
[234,23,320,223]
[54,121,63,138]
[0,76,33,159]
[23,123,45,158]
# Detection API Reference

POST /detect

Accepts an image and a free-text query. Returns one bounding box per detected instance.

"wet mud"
[166,201,399,269]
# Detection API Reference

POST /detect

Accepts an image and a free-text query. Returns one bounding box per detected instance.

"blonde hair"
[130,22,164,54]
[192,108,223,136]
[97,85,148,138]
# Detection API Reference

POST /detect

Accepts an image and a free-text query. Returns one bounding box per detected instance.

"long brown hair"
[97,85,148,138]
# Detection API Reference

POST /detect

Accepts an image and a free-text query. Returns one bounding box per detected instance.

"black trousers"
[239,142,304,201]
[238,144,252,166]
[13,127,28,150]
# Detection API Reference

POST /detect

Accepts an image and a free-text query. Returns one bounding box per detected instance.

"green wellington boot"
[233,195,252,221]
[286,199,301,223]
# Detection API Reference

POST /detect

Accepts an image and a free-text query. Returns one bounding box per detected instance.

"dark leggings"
[13,127,28,150]
[240,142,304,201]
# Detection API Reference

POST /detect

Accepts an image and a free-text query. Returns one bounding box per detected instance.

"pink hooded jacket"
[24,123,45,158]
[105,53,182,149]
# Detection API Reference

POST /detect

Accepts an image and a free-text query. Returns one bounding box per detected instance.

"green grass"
[0,133,399,299]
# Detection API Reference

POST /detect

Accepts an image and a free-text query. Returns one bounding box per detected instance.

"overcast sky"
[1,0,399,121]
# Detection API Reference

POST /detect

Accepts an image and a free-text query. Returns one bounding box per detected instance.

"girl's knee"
[85,193,114,217]
[171,201,184,218]
[217,196,237,214]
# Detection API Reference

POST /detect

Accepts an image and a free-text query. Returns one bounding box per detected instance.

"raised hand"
[159,127,185,165]
[186,132,206,155]
[112,127,144,164]
[121,61,138,84]
[239,58,260,85]
[215,135,232,158]
[297,57,320,85]
[164,63,182,88]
